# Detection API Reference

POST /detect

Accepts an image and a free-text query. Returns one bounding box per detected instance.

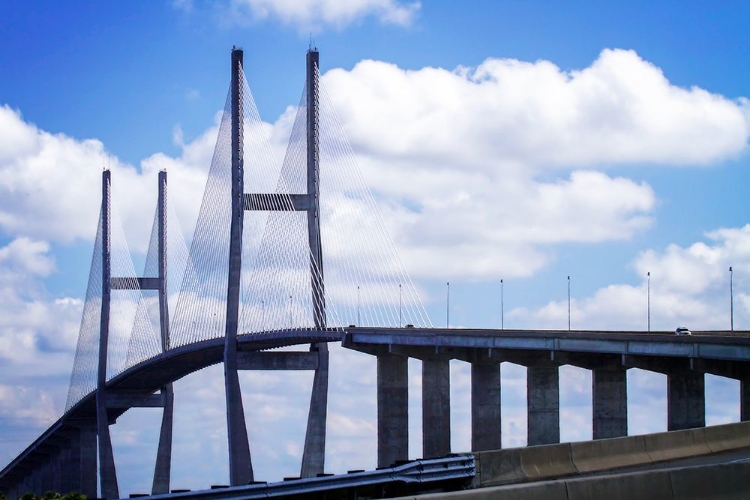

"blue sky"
[1,0,749,496]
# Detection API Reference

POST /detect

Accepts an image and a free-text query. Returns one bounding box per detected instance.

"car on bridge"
[675,326,692,335]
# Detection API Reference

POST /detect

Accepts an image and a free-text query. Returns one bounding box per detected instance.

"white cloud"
[514,224,750,331]
[0,384,58,427]
[308,49,749,279]
[0,105,218,252]
[2,49,746,282]
[225,0,420,31]
[0,239,81,369]
[323,49,748,171]
[0,237,54,279]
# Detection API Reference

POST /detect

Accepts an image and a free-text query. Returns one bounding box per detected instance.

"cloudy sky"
[1,0,749,495]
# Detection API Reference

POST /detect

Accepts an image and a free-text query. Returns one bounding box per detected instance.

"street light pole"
[446,281,450,328]
[567,276,571,331]
[399,284,402,327]
[647,271,651,332]
[730,266,734,332]
[357,285,361,326]
[501,278,504,330]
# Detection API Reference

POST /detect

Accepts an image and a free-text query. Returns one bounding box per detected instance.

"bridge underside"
[0,330,341,499]
[343,327,750,466]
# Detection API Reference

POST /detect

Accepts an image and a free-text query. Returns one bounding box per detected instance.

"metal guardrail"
[139,454,475,499]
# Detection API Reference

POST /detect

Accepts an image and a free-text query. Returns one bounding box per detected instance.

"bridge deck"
[3,327,749,491]
[0,329,342,486]
[344,327,750,362]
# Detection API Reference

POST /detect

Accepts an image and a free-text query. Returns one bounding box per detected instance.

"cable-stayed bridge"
[1,47,749,500]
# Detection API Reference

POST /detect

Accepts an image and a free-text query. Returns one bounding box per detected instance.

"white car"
[675,326,691,335]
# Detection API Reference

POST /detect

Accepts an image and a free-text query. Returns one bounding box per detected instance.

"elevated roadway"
[3,327,749,497]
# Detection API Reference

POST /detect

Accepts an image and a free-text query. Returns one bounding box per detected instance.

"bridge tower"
[96,169,119,499]
[224,46,330,485]
[94,170,174,498]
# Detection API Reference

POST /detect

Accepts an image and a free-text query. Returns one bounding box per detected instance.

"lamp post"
[357,285,361,326]
[447,281,450,329]
[647,271,651,332]
[399,284,402,327]
[501,278,504,330]
[730,266,734,332]
[567,276,571,331]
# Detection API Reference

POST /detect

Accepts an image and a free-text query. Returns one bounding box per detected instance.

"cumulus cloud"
[0,238,81,372]
[0,105,217,251]
[309,49,748,279]
[0,237,83,464]
[2,49,747,282]
[0,384,59,427]
[224,0,420,30]
[324,49,748,170]
[513,224,750,331]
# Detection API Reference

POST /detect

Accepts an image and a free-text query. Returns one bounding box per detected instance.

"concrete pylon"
[527,363,560,446]
[471,362,501,451]
[422,359,451,458]
[668,372,705,430]
[97,169,119,499]
[224,46,254,486]
[378,352,409,468]
[592,368,628,439]
[299,47,330,478]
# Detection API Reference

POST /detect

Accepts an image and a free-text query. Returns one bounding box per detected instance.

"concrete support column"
[20,475,30,498]
[152,384,174,494]
[51,450,62,494]
[377,353,408,468]
[471,362,501,451]
[301,343,329,477]
[60,441,77,495]
[593,368,628,439]
[6,482,18,500]
[668,372,705,430]
[422,359,451,458]
[527,364,560,446]
[39,460,51,495]
[80,424,98,499]
[32,467,41,496]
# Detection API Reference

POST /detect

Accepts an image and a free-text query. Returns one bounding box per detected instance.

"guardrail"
[474,420,750,487]
[136,454,474,499]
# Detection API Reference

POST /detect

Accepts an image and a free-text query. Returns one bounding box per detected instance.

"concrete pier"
[471,362,501,452]
[742,378,749,422]
[422,359,451,458]
[377,352,409,468]
[593,368,628,439]
[668,372,705,430]
[301,343,329,478]
[527,364,560,446]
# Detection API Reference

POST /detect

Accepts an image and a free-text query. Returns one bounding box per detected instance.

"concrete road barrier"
[393,481,569,500]
[476,443,577,487]
[519,443,578,480]
[570,434,650,472]
[472,421,750,494]
[644,426,711,463]
[475,447,526,486]
[566,469,673,500]
[702,420,750,453]
[669,461,750,500]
